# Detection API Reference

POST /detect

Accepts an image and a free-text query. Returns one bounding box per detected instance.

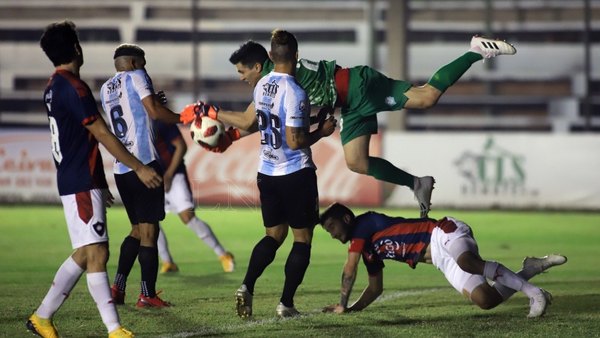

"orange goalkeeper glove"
[199,127,241,153]
[179,101,219,124]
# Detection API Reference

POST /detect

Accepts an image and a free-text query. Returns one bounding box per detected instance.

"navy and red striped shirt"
[349,212,448,274]
[44,69,108,195]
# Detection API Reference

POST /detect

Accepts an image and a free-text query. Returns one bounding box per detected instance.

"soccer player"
[231,29,336,318]
[318,203,567,318]
[180,35,517,218]
[152,119,235,273]
[100,44,181,308]
[29,20,158,338]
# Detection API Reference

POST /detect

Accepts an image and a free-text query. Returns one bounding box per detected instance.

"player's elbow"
[239,119,257,132]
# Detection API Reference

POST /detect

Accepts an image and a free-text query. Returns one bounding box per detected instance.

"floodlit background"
[1,0,599,210]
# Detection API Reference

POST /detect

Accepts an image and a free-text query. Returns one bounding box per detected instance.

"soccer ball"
[189,116,224,147]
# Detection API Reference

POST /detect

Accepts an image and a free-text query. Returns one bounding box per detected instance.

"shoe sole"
[26,319,56,338]
[523,254,567,273]
[235,293,251,318]
[25,320,41,337]
[417,177,435,218]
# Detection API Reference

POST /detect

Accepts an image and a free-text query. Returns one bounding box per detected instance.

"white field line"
[159,288,444,338]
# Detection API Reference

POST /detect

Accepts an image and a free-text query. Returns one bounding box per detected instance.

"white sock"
[484,261,537,298]
[493,268,529,300]
[87,272,121,333]
[186,217,225,256]
[36,256,84,319]
[157,224,173,263]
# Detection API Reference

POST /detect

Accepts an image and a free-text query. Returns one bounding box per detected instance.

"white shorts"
[429,217,486,294]
[164,172,194,214]
[60,189,109,249]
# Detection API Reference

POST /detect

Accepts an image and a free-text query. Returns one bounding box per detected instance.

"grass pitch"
[1,205,599,337]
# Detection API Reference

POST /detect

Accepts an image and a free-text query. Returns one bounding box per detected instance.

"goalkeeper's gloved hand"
[198,127,241,153]
[156,90,168,105]
[179,101,220,124]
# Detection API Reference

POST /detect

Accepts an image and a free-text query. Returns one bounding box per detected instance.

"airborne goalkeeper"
[180,35,516,218]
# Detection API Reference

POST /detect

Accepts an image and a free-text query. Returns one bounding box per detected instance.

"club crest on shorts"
[92,222,106,236]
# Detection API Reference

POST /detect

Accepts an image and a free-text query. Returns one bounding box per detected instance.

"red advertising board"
[0,128,382,207]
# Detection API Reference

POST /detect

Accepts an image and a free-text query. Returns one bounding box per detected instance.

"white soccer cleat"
[276,302,301,318]
[527,288,552,318]
[470,36,516,59]
[235,284,253,318]
[414,176,435,218]
[522,254,567,278]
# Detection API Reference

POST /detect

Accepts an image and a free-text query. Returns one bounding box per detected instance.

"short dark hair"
[229,40,269,68]
[113,43,145,59]
[40,20,80,67]
[319,202,355,226]
[270,29,298,63]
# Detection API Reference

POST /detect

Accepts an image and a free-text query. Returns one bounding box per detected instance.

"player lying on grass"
[318,203,567,318]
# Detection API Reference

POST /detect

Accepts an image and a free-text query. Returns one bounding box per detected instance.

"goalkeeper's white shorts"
[164,172,195,214]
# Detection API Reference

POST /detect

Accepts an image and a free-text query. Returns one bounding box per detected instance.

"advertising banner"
[0,128,382,207]
[383,133,600,210]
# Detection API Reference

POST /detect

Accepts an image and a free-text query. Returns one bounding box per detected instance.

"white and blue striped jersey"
[254,72,315,176]
[100,69,158,174]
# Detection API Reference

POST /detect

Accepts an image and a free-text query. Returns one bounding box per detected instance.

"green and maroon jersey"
[262,58,338,107]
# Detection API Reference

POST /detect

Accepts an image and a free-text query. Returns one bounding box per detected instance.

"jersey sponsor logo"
[299,100,307,113]
[106,79,121,95]
[385,96,397,106]
[373,239,405,259]
[262,80,279,98]
[262,148,279,161]
[258,101,274,109]
[92,222,106,236]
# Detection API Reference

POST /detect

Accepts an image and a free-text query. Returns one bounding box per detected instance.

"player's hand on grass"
[179,101,219,124]
[134,165,163,189]
[322,304,346,314]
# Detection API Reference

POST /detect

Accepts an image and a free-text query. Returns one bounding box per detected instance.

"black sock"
[138,246,159,297]
[280,242,311,308]
[113,236,140,291]
[242,236,280,294]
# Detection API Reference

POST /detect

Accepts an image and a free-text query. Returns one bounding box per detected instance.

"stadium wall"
[1,128,598,210]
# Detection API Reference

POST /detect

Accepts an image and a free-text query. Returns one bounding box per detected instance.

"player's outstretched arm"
[348,270,383,312]
[338,252,361,312]
[86,117,162,188]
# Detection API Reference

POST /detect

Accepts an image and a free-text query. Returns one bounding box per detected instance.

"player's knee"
[456,251,484,275]
[345,158,368,174]
[422,92,440,109]
[475,298,498,310]
[470,285,502,310]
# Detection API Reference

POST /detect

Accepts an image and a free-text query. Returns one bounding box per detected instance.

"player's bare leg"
[343,135,433,216]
